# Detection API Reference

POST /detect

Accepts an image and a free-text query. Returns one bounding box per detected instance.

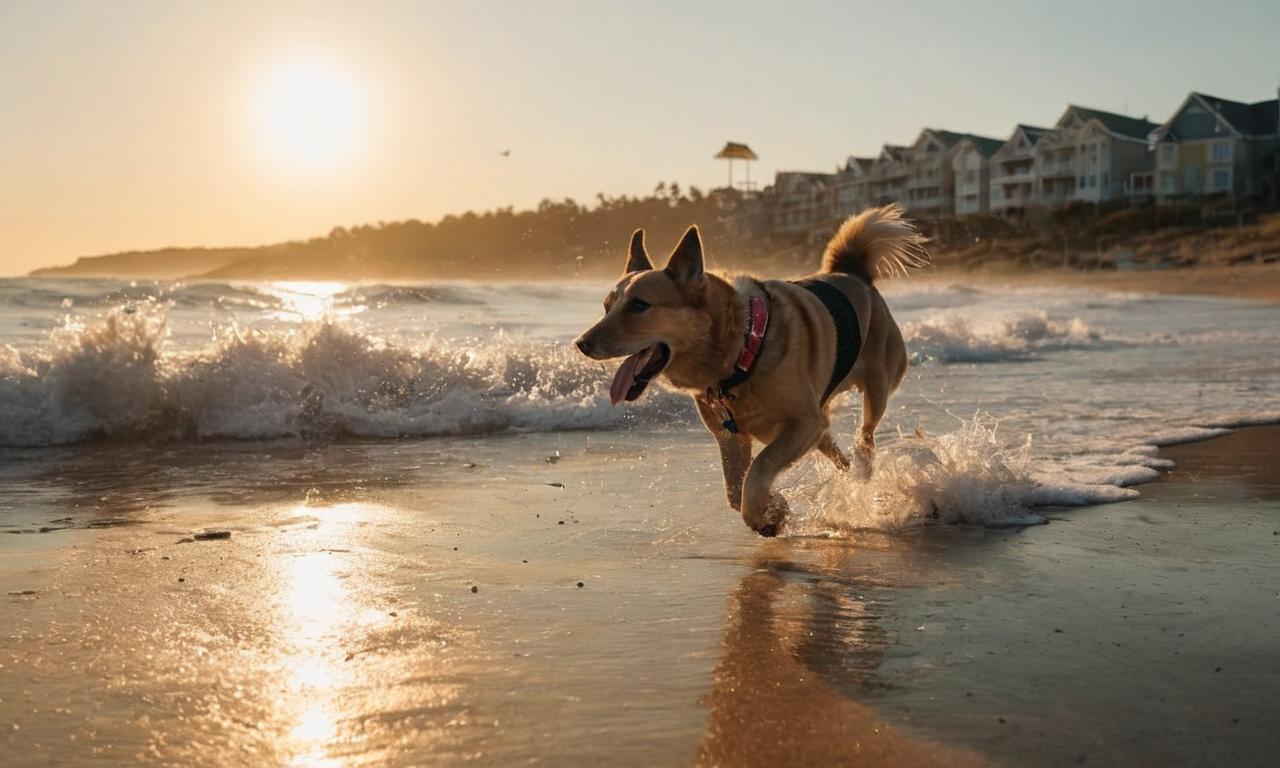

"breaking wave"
[0,306,691,447]
[903,310,1101,363]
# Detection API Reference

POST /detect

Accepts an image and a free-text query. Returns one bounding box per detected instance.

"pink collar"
[734,294,769,373]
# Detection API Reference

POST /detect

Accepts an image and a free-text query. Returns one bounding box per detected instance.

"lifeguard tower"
[714,142,758,193]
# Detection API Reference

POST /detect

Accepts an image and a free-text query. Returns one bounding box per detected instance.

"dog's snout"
[574,336,593,356]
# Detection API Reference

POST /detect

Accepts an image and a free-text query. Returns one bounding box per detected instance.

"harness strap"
[711,288,770,434]
[793,278,862,403]
[716,291,769,399]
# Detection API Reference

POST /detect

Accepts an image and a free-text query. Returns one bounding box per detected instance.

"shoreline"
[10,260,1280,304]
[915,260,1280,303]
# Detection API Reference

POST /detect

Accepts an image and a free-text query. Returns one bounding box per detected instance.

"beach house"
[990,125,1050,213]
[868,144,910,207]
[1148,92,1280,204]
[903,129,968,218]
[951,135,1005,215]
[1033,105,1158,207]
[834,157,876,218]
[768,171,836,236]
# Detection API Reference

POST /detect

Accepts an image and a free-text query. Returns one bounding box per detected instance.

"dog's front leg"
[740,417,824,537]
[695,398,752,511]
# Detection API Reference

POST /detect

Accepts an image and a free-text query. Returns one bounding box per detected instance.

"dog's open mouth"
[609,343,671,405]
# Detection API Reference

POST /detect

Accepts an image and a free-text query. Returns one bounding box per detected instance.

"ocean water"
[1,276,1278,530]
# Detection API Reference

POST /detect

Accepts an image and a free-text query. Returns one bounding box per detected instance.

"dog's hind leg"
[696,399,752,511]
[817,431,851,471]
[855,375,889,479]
[741,416,824,536]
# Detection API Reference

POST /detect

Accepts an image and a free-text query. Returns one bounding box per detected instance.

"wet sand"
[2,427,1279,766]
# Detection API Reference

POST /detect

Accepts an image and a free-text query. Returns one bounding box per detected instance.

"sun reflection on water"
[276,503,386,767]
[262,281,364,322]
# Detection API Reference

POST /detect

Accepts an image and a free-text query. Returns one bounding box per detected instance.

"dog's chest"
[695,392,783,442]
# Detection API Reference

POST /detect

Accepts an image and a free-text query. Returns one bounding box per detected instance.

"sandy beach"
[924,261,1280,304]
[3,423,1277,766]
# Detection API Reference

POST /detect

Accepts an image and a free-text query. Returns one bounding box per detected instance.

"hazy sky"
[2,0,1278,275]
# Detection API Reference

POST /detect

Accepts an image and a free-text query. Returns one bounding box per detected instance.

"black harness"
[708,278,862,434]
[793,278,862,403]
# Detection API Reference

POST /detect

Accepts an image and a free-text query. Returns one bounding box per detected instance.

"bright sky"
[2,0,1278,275]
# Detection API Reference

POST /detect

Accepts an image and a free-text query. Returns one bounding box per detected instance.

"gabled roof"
[957,135,1005,157]
[1017,124,1050,143]
[878,144,908,161]
[1058,104,1158,140]
[914,128,968,151]
[1150,92,1280,141]
[841,156,876,175]
[994,124,1051,159]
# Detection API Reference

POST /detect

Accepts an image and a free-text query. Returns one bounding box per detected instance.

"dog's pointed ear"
[623,229,652,273]
[664,225,704,285]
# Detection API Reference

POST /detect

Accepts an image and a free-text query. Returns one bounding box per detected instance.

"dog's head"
[574,226,710,404]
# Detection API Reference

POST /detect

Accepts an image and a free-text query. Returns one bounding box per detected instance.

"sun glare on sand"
[253,56,366,172]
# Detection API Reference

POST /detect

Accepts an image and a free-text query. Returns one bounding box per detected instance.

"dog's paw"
[747,494,789,537]
[852,450,874,482]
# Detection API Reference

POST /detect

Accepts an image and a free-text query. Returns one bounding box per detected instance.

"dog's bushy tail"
[820,204,929,284]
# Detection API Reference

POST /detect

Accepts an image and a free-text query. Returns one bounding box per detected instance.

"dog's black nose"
[574,337,591,356]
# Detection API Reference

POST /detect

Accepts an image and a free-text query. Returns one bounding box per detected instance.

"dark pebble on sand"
[389,611,398,617]
[7,590,37,596]
[965,692,972,697]
[546,482,564,488]
[177,577,185,582]
[194,531,231,541]
[522,559,528,563]
[558,520,564,525]
[471,585,478,593]
[577,582,584,588]
[1054,628,1063,633]
[1215,666,1222,672]
[998,717,1006,724]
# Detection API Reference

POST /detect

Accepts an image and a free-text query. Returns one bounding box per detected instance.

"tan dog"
[575,205,928,536]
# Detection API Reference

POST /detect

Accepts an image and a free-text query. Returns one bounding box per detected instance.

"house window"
[1078,176,1086,190]
[1089,175,1096,188]
[1161,172,1176,193]
[1212,141,1230,162]
[1212,169,1230,191]
[1160,144,1176,165]
[1101,172,1109,190]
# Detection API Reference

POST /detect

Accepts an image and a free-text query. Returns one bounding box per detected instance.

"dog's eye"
[627,298,650,313]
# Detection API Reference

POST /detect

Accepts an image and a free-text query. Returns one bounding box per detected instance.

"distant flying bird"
[498,149,511,158]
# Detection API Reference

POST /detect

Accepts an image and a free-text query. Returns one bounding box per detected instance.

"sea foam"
[0,305,690,447]
[902,310,1101,362]
[779,415,1147,534]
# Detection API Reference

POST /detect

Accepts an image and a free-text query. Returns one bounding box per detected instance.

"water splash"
[780,415,1136,535]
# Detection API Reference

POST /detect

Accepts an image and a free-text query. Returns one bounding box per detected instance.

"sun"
[252,56,366,172]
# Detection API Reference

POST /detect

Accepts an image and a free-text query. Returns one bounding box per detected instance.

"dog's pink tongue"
[609,349,648,405]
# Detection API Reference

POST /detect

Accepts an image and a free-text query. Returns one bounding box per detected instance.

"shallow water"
[2,277,1277,526]
[2,277,1280,765]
